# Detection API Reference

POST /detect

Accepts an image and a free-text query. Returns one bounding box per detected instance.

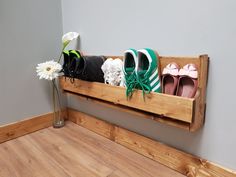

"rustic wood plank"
[67,109,236,177]
[0,109,67,144]
[60,77,194,123]
[68,93,190,130]
[68,108,114,139]
[190,55,209,131]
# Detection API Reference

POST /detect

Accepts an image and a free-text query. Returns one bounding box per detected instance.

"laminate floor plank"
[0,122,185,177]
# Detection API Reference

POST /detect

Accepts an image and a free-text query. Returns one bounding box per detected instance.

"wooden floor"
[0,122,184,177]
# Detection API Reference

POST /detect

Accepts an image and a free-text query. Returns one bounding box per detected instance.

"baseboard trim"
[0,109,68,143]
[67,108,236,177]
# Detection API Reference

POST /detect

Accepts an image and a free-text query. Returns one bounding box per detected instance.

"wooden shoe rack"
[59,54,209,132]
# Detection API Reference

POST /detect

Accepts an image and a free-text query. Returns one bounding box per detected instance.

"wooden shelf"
[59,54,209,132]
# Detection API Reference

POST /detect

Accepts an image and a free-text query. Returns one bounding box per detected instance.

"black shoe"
[76,56,106,83]
[62,50,70,77]
[68,50,82,78]
[62,50,81,78]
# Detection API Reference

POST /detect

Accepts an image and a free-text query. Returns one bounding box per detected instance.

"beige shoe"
[176,64,198,98]
[162,63,180,95]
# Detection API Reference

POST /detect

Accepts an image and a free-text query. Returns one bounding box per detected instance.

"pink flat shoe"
[162,63,180,95]
[176,64,198,98]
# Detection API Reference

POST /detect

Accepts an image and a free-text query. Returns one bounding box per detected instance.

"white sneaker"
[101,58,125,86]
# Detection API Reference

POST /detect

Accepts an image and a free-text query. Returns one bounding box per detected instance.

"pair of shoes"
[63,50,81,78]
[101,58,125,86]
[123,48,161,99]
[63,50,105,83]
[162,63,198,98]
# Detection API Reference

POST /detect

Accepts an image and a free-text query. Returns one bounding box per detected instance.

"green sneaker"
[123,49,138,99]
[136,48,161,96]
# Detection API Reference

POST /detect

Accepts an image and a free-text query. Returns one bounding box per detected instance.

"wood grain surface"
[0,121,184,177]
[68,109,236,177]
[0,109,67,144]
[60,77,194,123]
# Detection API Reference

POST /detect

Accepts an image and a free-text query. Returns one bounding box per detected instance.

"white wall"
[62,0,236,170]
[0,0,63,125]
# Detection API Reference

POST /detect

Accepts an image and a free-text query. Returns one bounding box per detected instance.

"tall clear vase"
[52,79,65,128]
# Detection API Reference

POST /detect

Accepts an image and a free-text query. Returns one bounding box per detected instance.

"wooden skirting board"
[0,109,235,177]
[67,108,236,177]
[0,109,68,144]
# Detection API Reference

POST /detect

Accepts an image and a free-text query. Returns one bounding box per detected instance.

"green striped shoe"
[136,48,161,96]
[123,49,138,99]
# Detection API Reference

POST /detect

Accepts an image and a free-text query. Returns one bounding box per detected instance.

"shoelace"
[125,72,137,99]
[136,74,151,100]
[126,73,151,100]
[62,60,74,83]
[63,57,79,84]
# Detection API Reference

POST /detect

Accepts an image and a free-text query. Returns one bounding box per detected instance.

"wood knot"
[199,159,208,167]
[148,151,155,158]
[74,83,80,88]
[186,165,196,177]
[6,132,15,137]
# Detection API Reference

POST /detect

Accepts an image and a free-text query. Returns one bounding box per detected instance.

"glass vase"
[52,79,65,128]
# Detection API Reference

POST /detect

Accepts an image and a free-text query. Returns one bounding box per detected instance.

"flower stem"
[52,80,56,124]
[52,79,62,122]
[57,45,66,63]
[57,51,63,63]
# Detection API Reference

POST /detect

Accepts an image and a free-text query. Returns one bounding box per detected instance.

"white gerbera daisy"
[36,60,62,80]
